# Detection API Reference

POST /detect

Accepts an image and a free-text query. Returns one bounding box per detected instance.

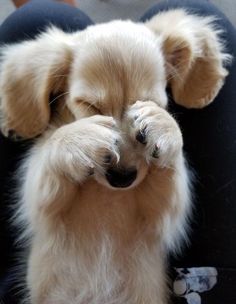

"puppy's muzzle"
[105,167,137,188]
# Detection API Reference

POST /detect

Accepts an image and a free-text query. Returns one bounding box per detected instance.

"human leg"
[0,0,92,44]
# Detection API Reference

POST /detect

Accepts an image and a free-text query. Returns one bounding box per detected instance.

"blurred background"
[0,0,236,26]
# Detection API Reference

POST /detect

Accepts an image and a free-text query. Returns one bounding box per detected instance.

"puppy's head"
[0,9,231,188]
[66,21,168,189]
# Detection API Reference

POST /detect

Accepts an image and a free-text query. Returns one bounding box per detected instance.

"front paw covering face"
[87,114,150,190]
[87,100,182,190]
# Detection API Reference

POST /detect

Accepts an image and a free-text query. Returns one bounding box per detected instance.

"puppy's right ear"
[0,27,74,139]
[145,9,232,109]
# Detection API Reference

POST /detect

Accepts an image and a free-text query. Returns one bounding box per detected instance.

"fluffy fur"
[0,9,231,304]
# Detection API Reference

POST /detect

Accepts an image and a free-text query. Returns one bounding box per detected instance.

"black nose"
[105,168,137,188]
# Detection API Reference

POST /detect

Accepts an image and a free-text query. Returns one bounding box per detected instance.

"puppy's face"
[64,22,167,189]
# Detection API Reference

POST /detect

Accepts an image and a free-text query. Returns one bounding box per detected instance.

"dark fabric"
[0,0,93,44]
[0,0,236,303]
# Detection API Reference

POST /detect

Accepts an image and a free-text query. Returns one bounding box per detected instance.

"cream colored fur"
[0,9,231,304]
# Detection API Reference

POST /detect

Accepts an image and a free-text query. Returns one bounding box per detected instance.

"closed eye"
[76,99,101,115]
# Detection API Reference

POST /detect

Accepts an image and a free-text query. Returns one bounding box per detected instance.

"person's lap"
[0,0,236,303]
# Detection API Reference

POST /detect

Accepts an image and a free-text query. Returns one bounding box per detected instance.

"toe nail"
[152,146,160,158]
[88,168,94,176]
[136,128,147,144]
[104,154,113,164]
[8,129,22,141]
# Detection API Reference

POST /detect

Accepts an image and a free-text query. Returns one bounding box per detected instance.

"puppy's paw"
[49,115,121,182]
[127,101,183,167]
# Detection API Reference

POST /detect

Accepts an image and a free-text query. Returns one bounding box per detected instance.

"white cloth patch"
[173,267,218,304]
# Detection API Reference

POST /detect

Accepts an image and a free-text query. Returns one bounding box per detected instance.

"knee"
[0,0,93,44]
[140,0,229,22]
[140,0,236,57]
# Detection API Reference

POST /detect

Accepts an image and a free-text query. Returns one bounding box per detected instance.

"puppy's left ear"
[145,9,232,108]
[0,27,74,139]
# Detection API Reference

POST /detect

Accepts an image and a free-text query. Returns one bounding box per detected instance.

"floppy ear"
[145,9,232,108]
[0,27,73,138]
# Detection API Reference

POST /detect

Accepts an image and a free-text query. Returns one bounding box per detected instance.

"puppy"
[0,9,231,304]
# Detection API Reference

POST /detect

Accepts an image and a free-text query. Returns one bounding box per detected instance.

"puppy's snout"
[105,167,137,188]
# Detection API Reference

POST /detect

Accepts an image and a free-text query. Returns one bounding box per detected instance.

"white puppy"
[0,9,230,304]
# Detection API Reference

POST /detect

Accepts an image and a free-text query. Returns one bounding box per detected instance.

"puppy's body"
[22,127,189,303]
[24,158,188,303]
[0,9,230,304]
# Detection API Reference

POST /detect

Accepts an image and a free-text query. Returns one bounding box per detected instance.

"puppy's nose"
[105,167,137,188]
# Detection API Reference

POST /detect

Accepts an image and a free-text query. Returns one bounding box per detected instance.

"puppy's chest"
[64,179,158,243]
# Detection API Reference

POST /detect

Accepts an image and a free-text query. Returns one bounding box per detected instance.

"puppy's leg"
[23,115,120,210]
[21,115,120,303]
[127,101,190,245]
[126,101,190,303]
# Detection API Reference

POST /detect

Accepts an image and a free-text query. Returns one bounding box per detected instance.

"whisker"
[75,99,99,114]
[49,91,69,106]
[52,74,70,79]
[166,57,191,82]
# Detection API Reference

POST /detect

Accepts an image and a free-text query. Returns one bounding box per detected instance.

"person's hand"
[12,0,77,8]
